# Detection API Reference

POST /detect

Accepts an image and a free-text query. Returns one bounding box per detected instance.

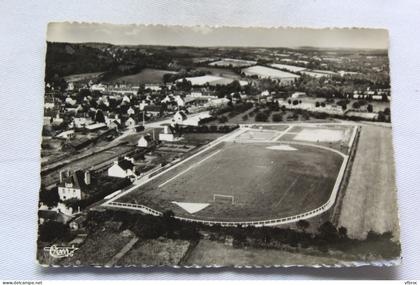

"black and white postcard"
[37,23,400,267]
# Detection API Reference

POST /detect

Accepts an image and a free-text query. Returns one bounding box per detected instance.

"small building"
[85,122,107,131]
[145,84,162,92]
[172,110,188,125]
[137,134,153,148]
[291,92,306,99]
[260,90,270,97]
[125,117,137,130]
[69,215,87,231]
[127,106,135,116]
[73,117,94,129]
[52,113,64,125]
[159,125,182,142]
[108,157,137,179]
[56,130,75,139]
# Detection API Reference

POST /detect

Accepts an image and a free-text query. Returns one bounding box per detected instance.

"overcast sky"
[47,22,388,49]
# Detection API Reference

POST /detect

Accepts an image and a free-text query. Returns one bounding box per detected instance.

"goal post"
[213,194,235,204]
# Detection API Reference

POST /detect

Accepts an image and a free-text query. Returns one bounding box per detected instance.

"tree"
[255,112,268,122]
[242,114,249,121]
[218,116,228,124]
[272,113,283,122]
[95,110,106,123]
[296,220,310,232]
[315,101,320,108]
[338,226,348,238]
[38,221,69,242]
[318,221,339,242]
[176,78,192,92]
[320,102,326,107]
[39,188,60,208]
[352,101,360,109]
[367,104,373,112]
[77,89,91,103]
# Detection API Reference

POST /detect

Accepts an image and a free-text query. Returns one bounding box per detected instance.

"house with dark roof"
[107,157,137,179]
[58,170,92,201]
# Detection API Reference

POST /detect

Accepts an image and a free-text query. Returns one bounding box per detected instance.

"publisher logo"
[44,244,78,258]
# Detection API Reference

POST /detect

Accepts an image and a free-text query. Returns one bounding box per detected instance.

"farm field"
[63,71,104,83]
[184,240,339,266]
[117,238,190,266]
[208,58,256,68]
[58,230,132,266]
[338,125,400,240]
[183,235,400,267]
[196,66,242,79]
[117,140,343,222]
[111,68,177,84]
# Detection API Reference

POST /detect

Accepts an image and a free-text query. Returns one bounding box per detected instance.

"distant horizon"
[47,23,389,50]
[46,40,388,51]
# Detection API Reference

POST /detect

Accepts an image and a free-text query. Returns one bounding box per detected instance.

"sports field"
[116,132,345,222]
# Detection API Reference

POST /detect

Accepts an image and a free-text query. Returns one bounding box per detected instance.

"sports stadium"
[105,123,358,226]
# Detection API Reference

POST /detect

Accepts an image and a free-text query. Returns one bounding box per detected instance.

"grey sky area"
[47,22,388,49]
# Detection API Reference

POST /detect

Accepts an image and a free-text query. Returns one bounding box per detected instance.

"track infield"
[114,135,346,222]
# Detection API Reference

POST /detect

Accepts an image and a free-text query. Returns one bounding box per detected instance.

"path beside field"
[105,236,139,267]
[338,125,400,240]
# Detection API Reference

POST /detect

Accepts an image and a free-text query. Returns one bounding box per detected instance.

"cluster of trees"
[39,188,60,208]
[253,102,281,122]
[209,102,254,123]
[294,73,390,100]
[38,220,71,242]
[182,124,239,134]
[213,80,242,97]
[84,210,200,241]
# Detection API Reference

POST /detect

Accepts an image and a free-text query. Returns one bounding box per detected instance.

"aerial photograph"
[37,23,400,267]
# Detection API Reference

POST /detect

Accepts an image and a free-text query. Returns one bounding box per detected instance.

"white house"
[145,84,162,92]
[174,95,185,107]
[261,90,270,97]
[73,117,94,129]
[159,125,182,142]
[122,95,131,103]
[58,170,91,201]
[56,130,75,139]
[90,83,107,92]
[291,92,306,99]
[172,110,188,125]
[65,97,77,106]
[125,117,137,130]
[139,101,149,111]
[127,107,135,115]
[105,113,121,127]
[108,158,136,179]
[85,122,107,131]
[52,113,64,125]
[137,135,153,148]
